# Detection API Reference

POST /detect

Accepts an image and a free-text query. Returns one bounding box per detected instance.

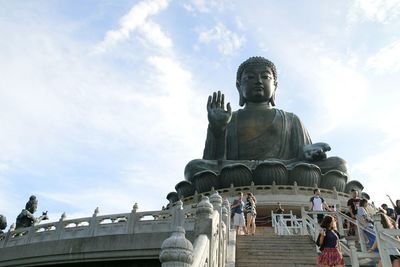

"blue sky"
[1,0,400,228]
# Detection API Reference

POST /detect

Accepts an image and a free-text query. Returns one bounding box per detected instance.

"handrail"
[271,211,303,235]
[192,235,209,266]
[373,214,400,267]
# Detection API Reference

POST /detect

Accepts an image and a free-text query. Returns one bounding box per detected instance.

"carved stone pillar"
[195,196,213,237]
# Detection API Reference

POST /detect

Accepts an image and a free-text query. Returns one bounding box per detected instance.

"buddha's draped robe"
[203,109,312,162]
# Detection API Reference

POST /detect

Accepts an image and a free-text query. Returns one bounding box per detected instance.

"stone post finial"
[175,200,183,209]
[132,203,138,213]
[59,212,66,221]
[9,223,16,232]
[210,191,223,210]
[159,226,194,267]
[93,207,99,216]
[196,195,213,218]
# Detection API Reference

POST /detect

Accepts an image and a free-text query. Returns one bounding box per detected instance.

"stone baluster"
[159,226,194,267]
[348,239,360,267]
[356,219,367,252]
[272,181,277,194]
[128,203,138,234]
[333,187,338,199]
[132,203,138,213]
[90,207,99,236]
[373,214,391,267]
[56,212,67,239]
[335,204,345,236]
[293,181,298,194]
[60,212,66,221]
[210,191,222,215]
[222,199,230,231]
[300,206,306,235]
[229,183,235,197]
[210,191,223,267]
[172,200,184,230]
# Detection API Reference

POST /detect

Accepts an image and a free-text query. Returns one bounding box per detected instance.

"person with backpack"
[316,215,345,267]
[310,188,330,224]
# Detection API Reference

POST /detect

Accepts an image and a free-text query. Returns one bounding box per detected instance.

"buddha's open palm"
[207,91,232,130]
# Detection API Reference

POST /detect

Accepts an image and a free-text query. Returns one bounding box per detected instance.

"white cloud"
[348,0,400,24]
[366,40,400,73]
[95,0,171,52]
[198,22,245,55]
[138,20,173,50]
[184,0,228,13]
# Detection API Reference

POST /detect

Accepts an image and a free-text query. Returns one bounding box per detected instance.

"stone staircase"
[236,227,317,267]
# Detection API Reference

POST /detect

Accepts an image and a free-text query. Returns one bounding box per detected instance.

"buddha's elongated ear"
[270,82,278,106]
[270,93,276,106]
[236,80,245,107]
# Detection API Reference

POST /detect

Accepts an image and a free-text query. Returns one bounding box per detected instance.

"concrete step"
[236,232,318,267]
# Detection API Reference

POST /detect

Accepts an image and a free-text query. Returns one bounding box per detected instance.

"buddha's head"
[236,56,278,107]
[25,195,38,214]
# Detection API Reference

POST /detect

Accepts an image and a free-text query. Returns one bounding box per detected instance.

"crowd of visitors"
[310,189,400,267]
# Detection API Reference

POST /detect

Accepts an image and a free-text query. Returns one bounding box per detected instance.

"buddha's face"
[237,64,276,104]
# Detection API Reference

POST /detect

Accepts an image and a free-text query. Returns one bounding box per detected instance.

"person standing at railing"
[346,189,361,236]
[309,188,330,224]
[357,199,376,249]
[381,204,395,220]
[245,192,257,236]
[231,192,248,236]
[387,195,400,228]
[274,202,284,223]
[316,215,345,267]
[368,212,400,267]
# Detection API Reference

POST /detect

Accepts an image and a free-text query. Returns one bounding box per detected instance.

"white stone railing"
[0,202,196,249]
[372,214,400,267]
[181,182,350,205]
[271,211,303,235]
[160,191,233,267]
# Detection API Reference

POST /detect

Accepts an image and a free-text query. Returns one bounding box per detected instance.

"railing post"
[373,214,391,267]
[128,203,138,234]
[210,191,223,267]
[89,207,99,236]
[271,210,274,227]
[56,213,66,239]
[356,219,367,252]
[290,210,294,230]
[301,206,306,235]
[159,226,194,267]
[222,199,230,231]
[221,199,229,266]
[172,200,184,230]
[336,206,345,236]
[348,240,360,267]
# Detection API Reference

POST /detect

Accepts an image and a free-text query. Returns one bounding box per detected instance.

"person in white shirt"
[310,188,331,224]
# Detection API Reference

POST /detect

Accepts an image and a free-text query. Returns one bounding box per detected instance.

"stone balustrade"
[179,183,349,211]
[0,202,196,250]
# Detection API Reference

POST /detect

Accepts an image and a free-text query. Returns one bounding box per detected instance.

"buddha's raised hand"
[207,91,232,131]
